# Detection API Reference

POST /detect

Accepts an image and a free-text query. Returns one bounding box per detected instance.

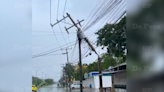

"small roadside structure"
[83,71,112,89]
[104,62,126,92]
[83,62,126,92]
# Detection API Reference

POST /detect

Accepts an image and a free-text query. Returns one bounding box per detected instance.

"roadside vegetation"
[32,76,55,87]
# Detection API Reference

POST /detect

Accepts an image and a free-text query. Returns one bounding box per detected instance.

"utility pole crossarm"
[77,19,82,27]
[61,48,72,63]
[66,13,79,29]
[65,19,84,31]
[50,16,68,27]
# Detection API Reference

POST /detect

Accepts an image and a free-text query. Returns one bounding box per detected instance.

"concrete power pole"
[61,64,66,88]
[62,48,72,92]
[98,57,103,92]
[35,69,41,87]
[78,33,83,92]
[65,13,84,92]
[65,13,103,92]
[50,12,102,92]
[45,74,47,79]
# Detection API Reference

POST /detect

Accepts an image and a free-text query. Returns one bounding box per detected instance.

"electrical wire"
[34,41,76,54]
[57,0,60,19]
[82,0,106,28]
[63,0,68,16]
[33,42,76,57]
[103,11,126,39]
[32,34,75,37]
[69,37,78,62]
[51,27,62,48]
[50,0,51,23]
[86,0,126,42]
[32,43,76,58]
[33,49,61,58]
[58,23,68,45]
[83,0,123,31]
[85,0,126,41]
[32,31,76,34]
[82,0,114,29]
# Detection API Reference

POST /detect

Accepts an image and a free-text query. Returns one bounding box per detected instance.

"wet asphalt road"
[37,84,109,92]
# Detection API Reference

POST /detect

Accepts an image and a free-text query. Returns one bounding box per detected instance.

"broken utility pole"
[66,13,84,92]
[50,12,103,92]
[65,13,103,92]
[50,13,83,92]
[78,33,83,92]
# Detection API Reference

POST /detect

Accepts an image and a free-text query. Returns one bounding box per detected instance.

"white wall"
[94,76,112,89]
[83,77,95,88]
[84,75,112,89]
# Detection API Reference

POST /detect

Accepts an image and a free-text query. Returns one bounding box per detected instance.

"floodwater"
[37,84,110,92]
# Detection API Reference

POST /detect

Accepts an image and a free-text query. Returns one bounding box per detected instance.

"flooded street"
[37,84,108,92]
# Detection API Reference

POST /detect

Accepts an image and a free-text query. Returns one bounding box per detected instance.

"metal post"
[111,74,114,92]
[36,70,37,86]
[62,48,72,92]
[63,69,64,87]
[98,57,103,92]
[78,33,83,92]
[42,72,43,79]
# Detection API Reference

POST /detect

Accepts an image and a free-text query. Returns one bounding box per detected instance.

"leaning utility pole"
[50,12,103,92]
[78,32,83,92]
[65,13,103,92]
[98,57,103,92]
[66,13,84,92]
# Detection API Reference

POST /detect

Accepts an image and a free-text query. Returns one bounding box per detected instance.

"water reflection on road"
[38,84,65,92]
[38,84,108,92]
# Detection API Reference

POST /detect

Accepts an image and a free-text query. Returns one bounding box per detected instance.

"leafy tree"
[45,78,54,84]
[73,63,88,80]
[96,17,126,61]
[86,61,98,73]
[32,76,42,86]
[101,54,117,70]
[64,63,75,81]
[32,76,54,87]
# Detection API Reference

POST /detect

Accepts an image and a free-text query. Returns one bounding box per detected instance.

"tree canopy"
[96,17,126,61]
[32,76,54,87]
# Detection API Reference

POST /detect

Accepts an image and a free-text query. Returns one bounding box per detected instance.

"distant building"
[83,71,112,89]
[104,62,126,92]
[83,62,126,92]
